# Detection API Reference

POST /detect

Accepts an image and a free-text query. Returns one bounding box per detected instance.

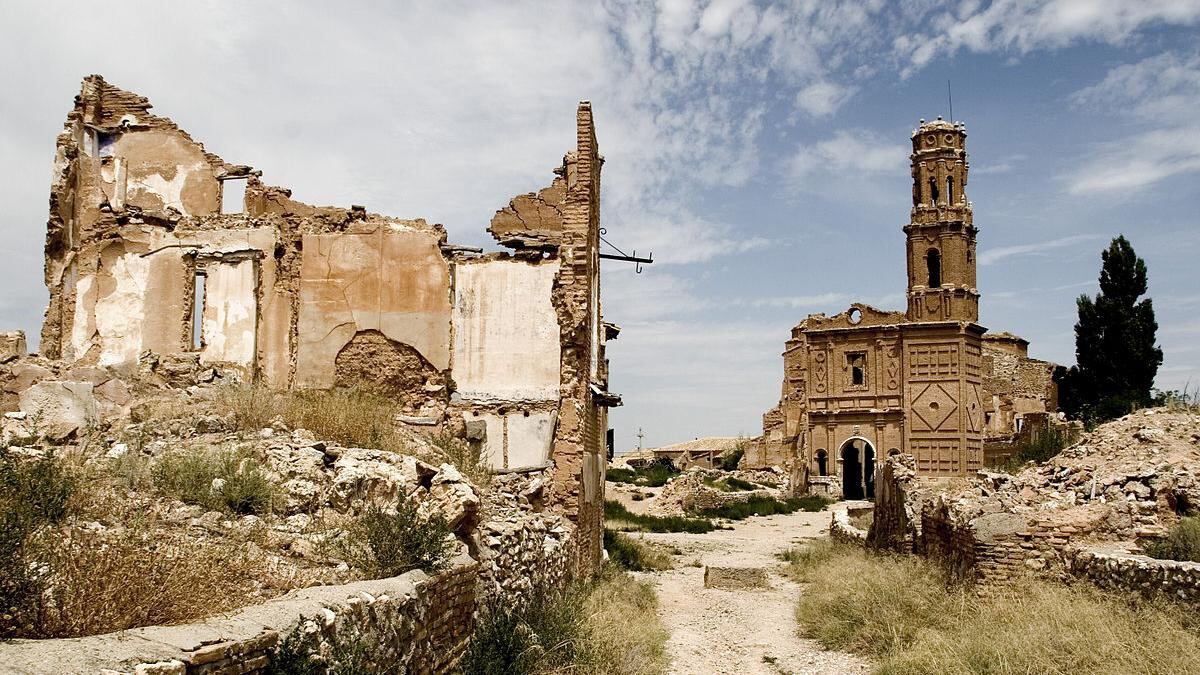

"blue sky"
[1,1,1197,450]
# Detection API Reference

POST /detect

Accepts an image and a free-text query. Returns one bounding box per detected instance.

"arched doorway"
[838,438,876,500]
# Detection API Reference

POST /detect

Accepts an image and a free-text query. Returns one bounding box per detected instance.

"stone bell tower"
[904,117,979,323]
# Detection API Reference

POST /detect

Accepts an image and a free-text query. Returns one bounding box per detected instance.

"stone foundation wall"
[1068,545,1200,605]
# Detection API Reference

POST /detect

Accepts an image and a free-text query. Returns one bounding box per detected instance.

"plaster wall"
[200,259,257,366]
[296,227,451,389]
[452,260,560,402]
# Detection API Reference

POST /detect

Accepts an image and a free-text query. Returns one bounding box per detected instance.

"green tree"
[1059,236,1163,423]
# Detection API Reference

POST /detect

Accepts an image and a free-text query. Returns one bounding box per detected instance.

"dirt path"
[632,508,870,675]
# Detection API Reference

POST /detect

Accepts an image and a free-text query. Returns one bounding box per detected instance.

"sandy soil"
[632,508,870,675]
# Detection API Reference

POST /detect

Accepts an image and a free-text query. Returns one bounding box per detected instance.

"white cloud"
[979,234,1105,265]
[795,80,858,117]
[896,0,1200,73]
[786,129,908,186]
[1065,51,1200,194]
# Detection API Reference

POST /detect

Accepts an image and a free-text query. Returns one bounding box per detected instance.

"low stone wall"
[477,510,574,606]
[829,503,869,545]
[0,555,479,674]
[1068,545,1200,604]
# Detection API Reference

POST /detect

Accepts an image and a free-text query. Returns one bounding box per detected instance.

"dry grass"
[791,541,1200,675]
[26,524,269,638]
[573,567,671,675]
[461,566,669,675]
[216,385,410,454]
[604,530,674,571]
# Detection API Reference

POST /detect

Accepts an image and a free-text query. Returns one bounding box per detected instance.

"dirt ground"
[632,508,870,675]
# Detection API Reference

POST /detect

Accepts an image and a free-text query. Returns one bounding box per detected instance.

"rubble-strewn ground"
[1,357,508,638]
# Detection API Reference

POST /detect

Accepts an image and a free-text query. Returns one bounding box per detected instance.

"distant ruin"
[32,75,618,570]
[746,119,1057,496]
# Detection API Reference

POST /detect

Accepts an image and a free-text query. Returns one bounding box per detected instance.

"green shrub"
[697,495,830,520]
[998,425,1078,471]
[604,500,717,534]
[606,462,677,488]
[152,449,276,515]
[604,530,673,571]
[703,476,757,492]
[717,442,745,471]
[336,495,453,577]
[1,452,75,638]
[606,467,638,484]
[1143,516,1200,562]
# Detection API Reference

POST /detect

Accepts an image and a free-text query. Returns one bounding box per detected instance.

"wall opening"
[816,449,828,476]
[840,440,865,500]
[928,177,939,205]
[926,249,942,287]
[191,271,206,350]
[221,177,248,214]
[946,176,954,204]
[847,352,866,387]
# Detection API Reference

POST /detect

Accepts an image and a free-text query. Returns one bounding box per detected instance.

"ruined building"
[746,119,1057,497]
[38,76,616,569]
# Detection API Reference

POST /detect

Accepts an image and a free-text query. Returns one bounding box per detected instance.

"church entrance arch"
[838,437,875,500]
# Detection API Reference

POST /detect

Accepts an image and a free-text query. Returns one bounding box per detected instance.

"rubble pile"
[940,409,1200,541]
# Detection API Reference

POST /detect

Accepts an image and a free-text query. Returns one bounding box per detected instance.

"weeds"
[1143,516,1200,563]
[697,495,830,521]
[604,530,673,571]
[217,385,406,455]
[152,448,277,515]
[334,494,453,577]
[794,541,1200,674]
[604,500,717,534]
[2,452,77,638]
[703,476,758,492]
[605,461,677,488]
[428,431,491,487]
[997,425,1078,471]
[460,567,668,675]
[30,525,265,638]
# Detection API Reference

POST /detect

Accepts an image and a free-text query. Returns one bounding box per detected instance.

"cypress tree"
[1059,235,1163,422]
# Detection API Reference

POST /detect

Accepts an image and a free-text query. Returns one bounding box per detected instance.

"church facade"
[747,118,1057,498]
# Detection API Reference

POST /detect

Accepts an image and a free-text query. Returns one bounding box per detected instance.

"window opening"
[98,132,118,159]
[928,178,939,205]
[191,272,206,350]
[947,176,954,204]
[816,449,828,476]
[926,249,941,287]
[221,177,248,214]
[848,352,866,387]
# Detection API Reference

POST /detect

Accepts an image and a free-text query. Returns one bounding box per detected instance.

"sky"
[1,1,1198,451]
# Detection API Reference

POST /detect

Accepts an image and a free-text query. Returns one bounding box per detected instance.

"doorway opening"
[839,438,876,500]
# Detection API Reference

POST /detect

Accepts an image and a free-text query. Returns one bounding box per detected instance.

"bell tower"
[904,117,979,323]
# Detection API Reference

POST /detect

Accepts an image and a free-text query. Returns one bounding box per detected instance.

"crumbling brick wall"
[36,76,615,577]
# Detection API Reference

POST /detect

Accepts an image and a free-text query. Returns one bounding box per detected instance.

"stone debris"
[703,565,769,590]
